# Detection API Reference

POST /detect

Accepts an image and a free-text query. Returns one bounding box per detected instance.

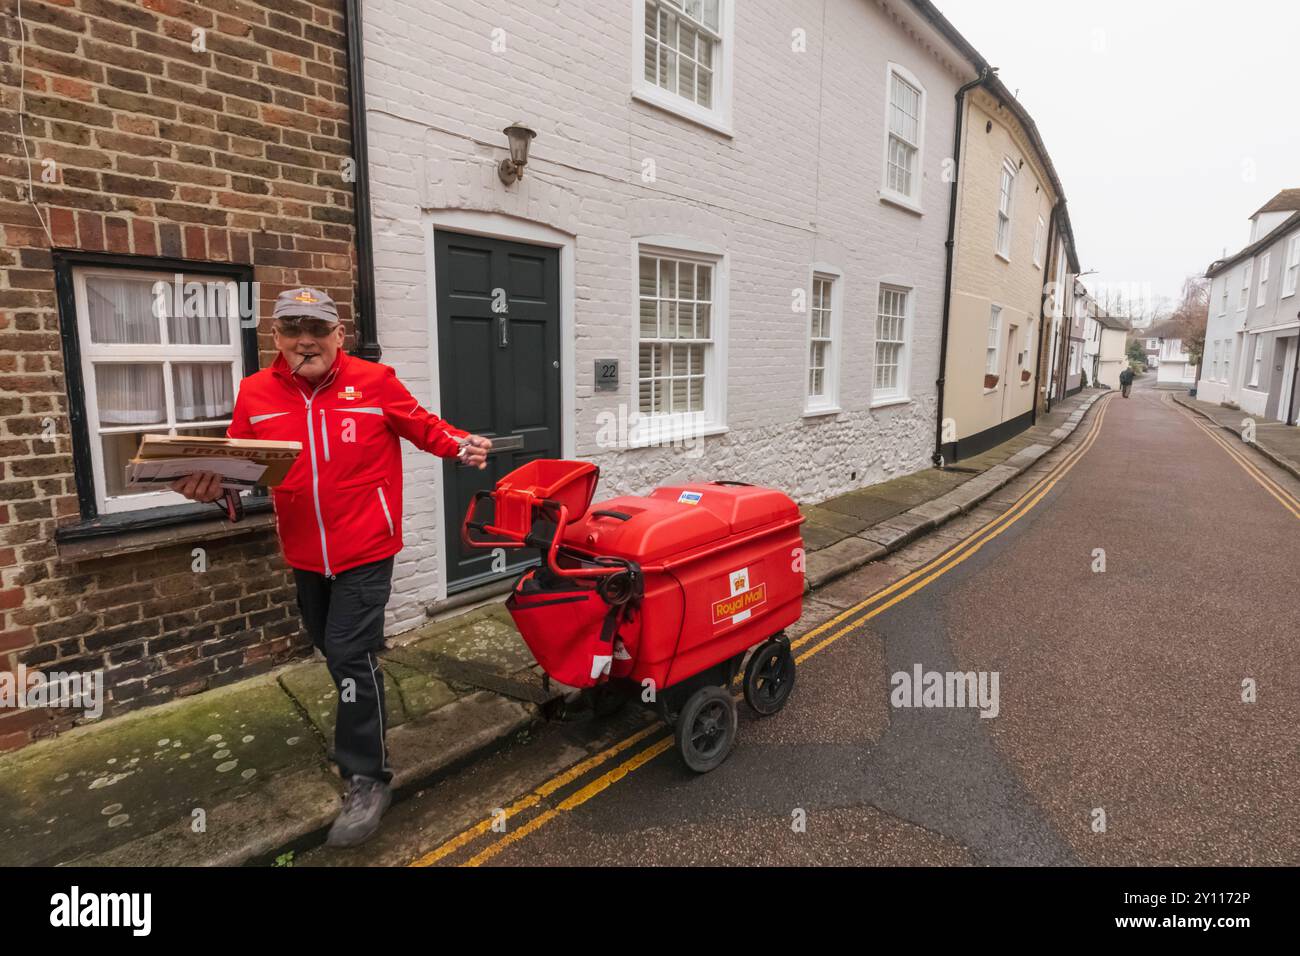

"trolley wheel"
[743,637,796,716]
[674,685,737,774]
[591,682,629,718]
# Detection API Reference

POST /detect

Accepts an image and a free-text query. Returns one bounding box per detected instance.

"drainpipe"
[1055,284,1073,403]
[345,0,382,361]
[933,67,992,467]
[1032,201,1059,424]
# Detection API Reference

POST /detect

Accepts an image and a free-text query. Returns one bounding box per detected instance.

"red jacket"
[227,351,469,576]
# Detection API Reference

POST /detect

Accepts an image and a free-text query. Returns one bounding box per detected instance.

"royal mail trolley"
[463,460,804,772]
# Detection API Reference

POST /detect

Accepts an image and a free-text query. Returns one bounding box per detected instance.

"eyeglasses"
[274,318,338,338]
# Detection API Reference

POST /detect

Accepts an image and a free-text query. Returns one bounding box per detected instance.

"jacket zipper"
[377,486,394,536]
[320,408,330,462]
[300,367,339,578]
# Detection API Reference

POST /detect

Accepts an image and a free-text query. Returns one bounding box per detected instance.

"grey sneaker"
[326,775,392,848]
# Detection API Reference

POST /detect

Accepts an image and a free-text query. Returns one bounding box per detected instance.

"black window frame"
[52,250,270,541]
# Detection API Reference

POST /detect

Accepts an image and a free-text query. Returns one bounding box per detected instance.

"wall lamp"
[498,123,537,185]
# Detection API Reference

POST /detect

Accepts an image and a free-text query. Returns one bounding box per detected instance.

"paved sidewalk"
[0,388,1106,867]
[1172,393,1300,481]
[0,604,549,867]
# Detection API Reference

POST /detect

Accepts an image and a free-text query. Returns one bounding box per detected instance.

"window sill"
[631,87,733,138]
[803,405,842,419]
[983,387,998,396]
[878,192,923,216]
[870,395,911,410]
[994,251,1012,264]
[624,420,729,449]
[55,496,275,562]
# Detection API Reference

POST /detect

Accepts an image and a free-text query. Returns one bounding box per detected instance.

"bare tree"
[1167,276,1209,368]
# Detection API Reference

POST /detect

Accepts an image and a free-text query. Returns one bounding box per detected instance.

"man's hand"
[459,435,492,470]
[170,471,226,503]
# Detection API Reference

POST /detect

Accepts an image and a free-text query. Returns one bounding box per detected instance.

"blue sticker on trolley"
[677,491,703,505]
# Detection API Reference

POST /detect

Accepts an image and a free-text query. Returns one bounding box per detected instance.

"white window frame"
[804,265,842,415]
[1220,276,1229,316]
[633,0,734,136]
[1032,215,1045,268]
[1240,259,1253,310]
[1257,251,1271,307]
[984,304,1003,389]
[1285,234,1300,298]
[995,160,1017,261]
[632,239,728,445]
[878,63,926,214]
[72,266,245,516]
[872,283,912,406]
[1248,334,1263,388]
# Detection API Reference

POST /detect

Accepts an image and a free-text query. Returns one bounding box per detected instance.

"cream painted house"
[938,80,1072,462]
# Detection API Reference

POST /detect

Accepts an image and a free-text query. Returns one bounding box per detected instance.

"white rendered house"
[1200,190,1300,423]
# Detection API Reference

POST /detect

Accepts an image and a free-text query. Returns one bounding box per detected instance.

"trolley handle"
[710,480,753,487]
[461,489,529,550]
[532,499,624,580]
[464,493,624,580]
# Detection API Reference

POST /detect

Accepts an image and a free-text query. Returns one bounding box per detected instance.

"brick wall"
[0,0,358,751]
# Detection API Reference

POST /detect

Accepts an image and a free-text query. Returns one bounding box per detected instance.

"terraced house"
[937,72,1077,462]
[0,0,1080,753]
[1199,189,1300,424]
[0,0,364,750]
[360,0,1077,619]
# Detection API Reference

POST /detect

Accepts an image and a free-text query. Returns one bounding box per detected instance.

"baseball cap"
[272,287,339,325]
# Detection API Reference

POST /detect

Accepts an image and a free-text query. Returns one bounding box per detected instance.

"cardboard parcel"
[126,434,302,492]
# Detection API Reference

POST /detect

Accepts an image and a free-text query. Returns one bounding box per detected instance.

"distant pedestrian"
[1119,366,1134,398]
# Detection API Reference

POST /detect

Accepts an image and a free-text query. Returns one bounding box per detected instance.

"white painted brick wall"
[363,0,973,633]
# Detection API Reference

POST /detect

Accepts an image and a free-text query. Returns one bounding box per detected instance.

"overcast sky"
[938,0,1300,315]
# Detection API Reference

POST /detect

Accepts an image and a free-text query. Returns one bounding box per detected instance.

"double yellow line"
[1163,393,1300,520]
[410,394,1115,868]
[790,393,1113,661]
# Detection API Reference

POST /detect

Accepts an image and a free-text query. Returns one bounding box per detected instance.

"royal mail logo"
[337,386,361,400]
[712,581,766,624]
[293,290,319,303]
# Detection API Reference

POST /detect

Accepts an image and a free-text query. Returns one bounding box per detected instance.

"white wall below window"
[1239,388,1270,418]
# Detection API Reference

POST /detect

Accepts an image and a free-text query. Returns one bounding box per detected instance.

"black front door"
[435,230,562,592]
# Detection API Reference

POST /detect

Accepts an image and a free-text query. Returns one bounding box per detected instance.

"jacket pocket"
[376,485,395,537]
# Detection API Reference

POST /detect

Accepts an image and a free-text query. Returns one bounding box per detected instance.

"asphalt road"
[299,382,1300,867]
